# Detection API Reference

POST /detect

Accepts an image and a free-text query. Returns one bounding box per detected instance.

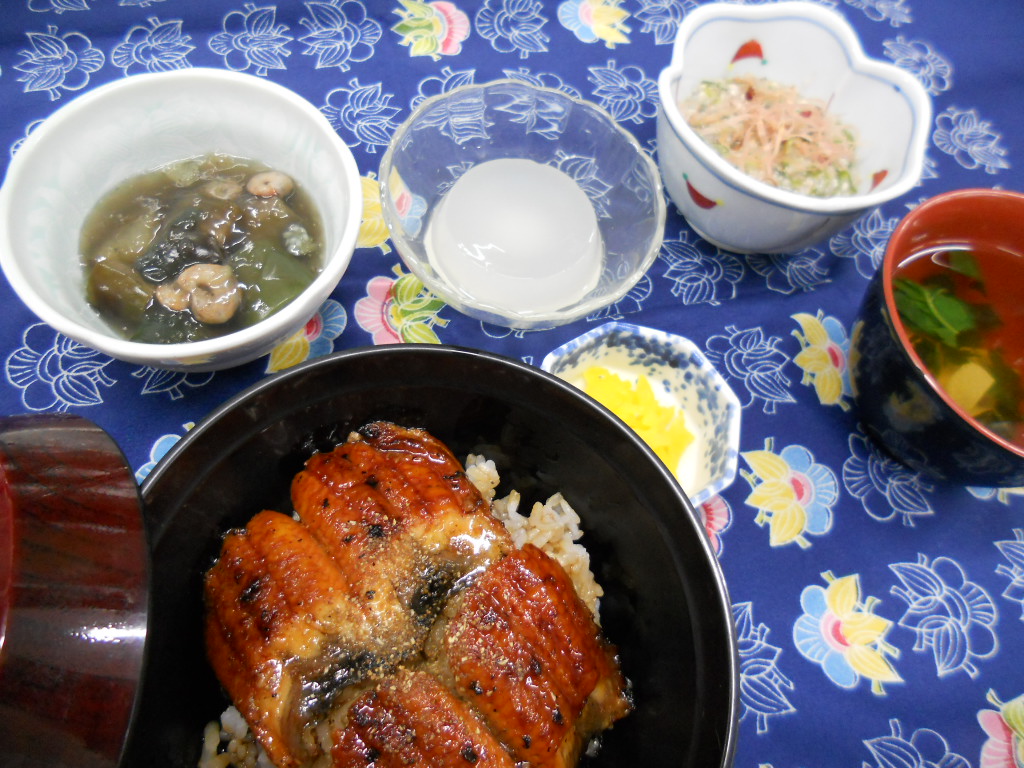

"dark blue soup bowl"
[850,188,1024,487]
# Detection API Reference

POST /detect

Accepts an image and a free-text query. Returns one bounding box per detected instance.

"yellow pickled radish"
[581,366,694,472]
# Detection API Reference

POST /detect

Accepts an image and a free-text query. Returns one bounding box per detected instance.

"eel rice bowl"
[200,421,631,768]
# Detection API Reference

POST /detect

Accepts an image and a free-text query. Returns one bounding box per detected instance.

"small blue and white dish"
[541,322,741,506]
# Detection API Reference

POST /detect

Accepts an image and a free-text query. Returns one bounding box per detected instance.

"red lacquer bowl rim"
[881,188,1024,461]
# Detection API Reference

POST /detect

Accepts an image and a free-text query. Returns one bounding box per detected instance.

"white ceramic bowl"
[379,79,666,330]
[541,322,742,506]
[656,1,931,254]
[0,68,362,371]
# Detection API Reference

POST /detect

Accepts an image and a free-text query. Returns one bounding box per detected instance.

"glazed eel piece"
[429,544,631,768]
[204,423,512,768]
[331,669,515,768]
[330,545,632,768]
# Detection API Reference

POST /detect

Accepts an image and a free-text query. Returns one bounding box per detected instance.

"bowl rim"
[881,187,1024,460]
[139,344,740,768]
[0,67,363,366]
[377,78,667,328]
[657,0,932,215]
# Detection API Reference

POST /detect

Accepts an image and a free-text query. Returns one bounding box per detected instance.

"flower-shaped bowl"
[379,79,666,329]
[0,68,362,371]
[851,189,1024,486]
[656,1,931,254]
[542,322,742,506]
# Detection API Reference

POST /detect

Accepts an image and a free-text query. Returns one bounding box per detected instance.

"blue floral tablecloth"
[2,1,1023,767]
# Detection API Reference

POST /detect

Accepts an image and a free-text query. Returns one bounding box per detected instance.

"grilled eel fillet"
[331,544,631,768]
[428,544,631,768]
[331,668,516,768]
[204,422,514,768]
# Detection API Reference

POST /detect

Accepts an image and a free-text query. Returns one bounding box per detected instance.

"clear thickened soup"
[80,153,323,344]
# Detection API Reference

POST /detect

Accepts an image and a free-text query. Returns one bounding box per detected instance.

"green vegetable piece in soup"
[230,238,317,325]
[238,198,321,267]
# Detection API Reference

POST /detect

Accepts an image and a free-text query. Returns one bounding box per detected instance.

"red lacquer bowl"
[0,414,148,768]
[850,189,1024,485]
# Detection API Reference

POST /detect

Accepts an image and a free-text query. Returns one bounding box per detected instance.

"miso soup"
[81,153,323,344]
[892,244,1024,448]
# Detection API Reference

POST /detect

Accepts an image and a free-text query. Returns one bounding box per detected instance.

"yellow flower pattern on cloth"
[791,310,851,410]
[267,325,316,372]
[558,0,631,48]
[357,173,392,253]
[741,438,838,548]
[794,571,902,695]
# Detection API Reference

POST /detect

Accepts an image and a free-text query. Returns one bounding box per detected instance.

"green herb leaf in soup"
[893,279,976,347]
[946,250,982,280]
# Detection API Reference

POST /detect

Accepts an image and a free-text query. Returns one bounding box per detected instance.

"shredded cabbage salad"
[680,75,859,198]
